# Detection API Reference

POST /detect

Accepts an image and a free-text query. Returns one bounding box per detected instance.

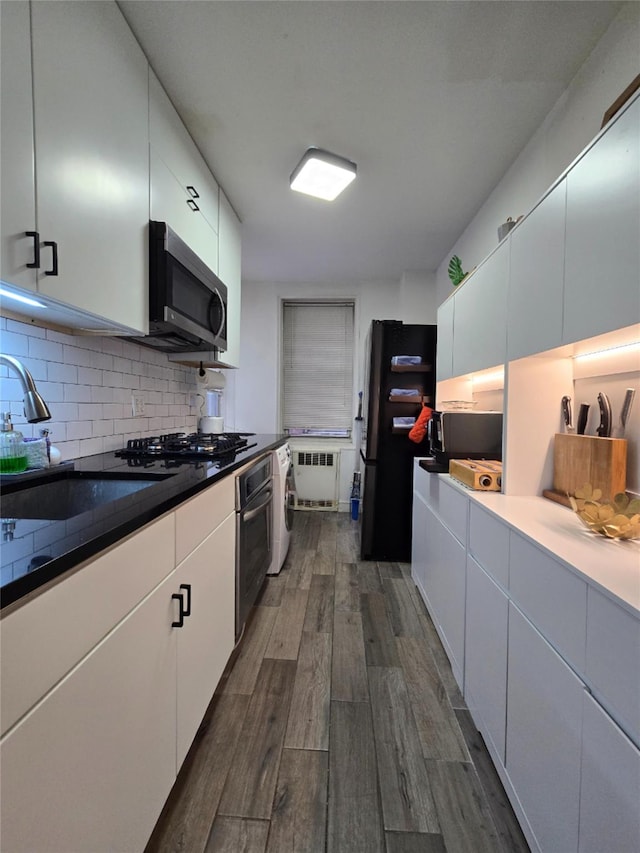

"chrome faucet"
[0,355,51,422]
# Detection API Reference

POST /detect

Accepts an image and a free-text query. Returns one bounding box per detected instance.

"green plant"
[448,255,467,287]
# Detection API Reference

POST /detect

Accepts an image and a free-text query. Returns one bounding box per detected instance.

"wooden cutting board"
[545,433,627,506]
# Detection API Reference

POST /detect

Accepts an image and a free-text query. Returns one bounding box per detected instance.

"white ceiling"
[119,0,621,284]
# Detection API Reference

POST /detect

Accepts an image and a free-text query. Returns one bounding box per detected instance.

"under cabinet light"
[0,287,46,308]
[290,148,357,201]
[573,341,640,362]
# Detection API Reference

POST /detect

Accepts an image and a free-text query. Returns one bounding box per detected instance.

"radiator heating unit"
[292,448,340,510]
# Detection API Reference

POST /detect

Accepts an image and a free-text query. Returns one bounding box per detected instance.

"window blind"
[282,301,354,436]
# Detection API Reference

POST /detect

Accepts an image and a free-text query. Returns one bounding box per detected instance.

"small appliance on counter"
[428,410,503,468]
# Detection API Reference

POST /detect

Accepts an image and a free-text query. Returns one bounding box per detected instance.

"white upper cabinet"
[0,2,37,293]
[150,148,219,276]
[436,297,454,381]
[563,95,640,344]
[28,0,149,333]
[149,69,219,272]
[216,191,242,368]
[452,241,509,376]
[508,180,566,360]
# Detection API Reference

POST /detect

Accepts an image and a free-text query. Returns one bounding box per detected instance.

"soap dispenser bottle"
[0,412,28,473]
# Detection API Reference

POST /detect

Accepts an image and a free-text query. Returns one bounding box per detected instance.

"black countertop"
[0,434,286,611]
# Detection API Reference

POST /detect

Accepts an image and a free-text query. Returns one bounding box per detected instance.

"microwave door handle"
[212,287,226,340]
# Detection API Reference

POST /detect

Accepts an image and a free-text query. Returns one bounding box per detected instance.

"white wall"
[435,2,640,306]
[225,273,437,435]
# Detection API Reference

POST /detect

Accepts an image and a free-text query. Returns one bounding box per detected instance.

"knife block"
[544,434,627,507]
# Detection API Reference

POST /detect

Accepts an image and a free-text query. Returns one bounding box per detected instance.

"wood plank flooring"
[145,511,529,853]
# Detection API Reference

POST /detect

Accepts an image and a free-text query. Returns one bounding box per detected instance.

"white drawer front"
[1,514,175,735]
[469,503,509,588]
[175,475,236,564]
[509,532,587,673]
[585,587,640,745]
[438,478,468,545]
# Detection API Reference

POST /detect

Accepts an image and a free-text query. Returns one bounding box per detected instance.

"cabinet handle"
[43,241,58,276]
[186,198,200,212]
[186,185,200,199]
[180,583,192,618]
[171,592,185,628]
[25,231,40,268]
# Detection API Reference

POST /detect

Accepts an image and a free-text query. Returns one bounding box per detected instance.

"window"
[282,301,355,438]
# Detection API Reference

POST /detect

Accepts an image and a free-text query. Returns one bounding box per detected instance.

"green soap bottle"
[0,412,28,473]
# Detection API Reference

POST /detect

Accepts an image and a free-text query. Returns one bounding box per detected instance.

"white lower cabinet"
[578,691,640,853]
[1,479,239,852]
[176,511,235,766]
[410,490,429,595]
[464,555,508,763]
[0,573,178,853]
[506,602,584,853]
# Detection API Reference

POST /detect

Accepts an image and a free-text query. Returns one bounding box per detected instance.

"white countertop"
[438,473,640,616]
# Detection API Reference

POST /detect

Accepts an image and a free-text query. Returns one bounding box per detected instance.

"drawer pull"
[186,185,200,199]
[186,198,200,212]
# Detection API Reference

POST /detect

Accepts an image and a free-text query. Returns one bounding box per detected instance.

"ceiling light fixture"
[290,147,357,201]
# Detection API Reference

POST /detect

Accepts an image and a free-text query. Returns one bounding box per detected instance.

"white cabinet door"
[175,512,236,766]
[150,147,219,275]
[30,1,149,333]
[578,691,640,853]
[506,603,583,853]
[508,181,566,360]
[585,586,640,745]
[216,190,242,368]
[452,241,509,376]
[436,297,454,381]
[464,555,508,763]
[0,574,177,853]
[563,95,640,343]
[429,510,466,689]
[149,70,219,236]
[1,514,175,736]
[411,490,429,595]
[0,1,37,292]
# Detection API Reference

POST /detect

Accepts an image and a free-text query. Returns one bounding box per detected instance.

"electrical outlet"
[131,394,145,417]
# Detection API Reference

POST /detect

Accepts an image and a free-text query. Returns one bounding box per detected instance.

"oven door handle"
[242,489,272,521]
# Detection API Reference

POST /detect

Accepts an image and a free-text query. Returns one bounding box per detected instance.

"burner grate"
[116,432,254,461]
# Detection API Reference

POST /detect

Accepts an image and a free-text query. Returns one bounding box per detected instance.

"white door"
[176,512,236,765]
[0,1,37,292]
[30,1,149,332]
[0,574,177,853]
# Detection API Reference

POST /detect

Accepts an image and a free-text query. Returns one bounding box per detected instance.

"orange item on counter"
[408,405,433,444]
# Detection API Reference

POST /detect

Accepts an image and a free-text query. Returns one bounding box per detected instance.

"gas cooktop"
[115,432,256,463]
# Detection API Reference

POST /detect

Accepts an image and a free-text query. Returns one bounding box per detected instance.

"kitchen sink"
[0,470,171,521]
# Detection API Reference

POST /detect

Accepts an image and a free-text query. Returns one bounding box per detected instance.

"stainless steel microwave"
[128,221,227,354]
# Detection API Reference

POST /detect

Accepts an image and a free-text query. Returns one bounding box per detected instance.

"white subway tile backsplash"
[0,330,29,356]
[66,421,93,441]
[29,338,63,362]
[47,362,78,383]
[64,384,92,403]
[77,403,104,421]
[6,318,45,337]
[1,319,198,462]
[92,420,114,438]
[78,366,103,385]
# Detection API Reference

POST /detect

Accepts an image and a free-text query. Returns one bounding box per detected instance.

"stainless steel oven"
[235,455,272,640]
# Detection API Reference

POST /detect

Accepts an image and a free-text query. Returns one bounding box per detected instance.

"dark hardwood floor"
[146,511,530,853]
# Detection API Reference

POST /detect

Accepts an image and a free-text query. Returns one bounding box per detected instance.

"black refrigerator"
[360,320,437,562]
